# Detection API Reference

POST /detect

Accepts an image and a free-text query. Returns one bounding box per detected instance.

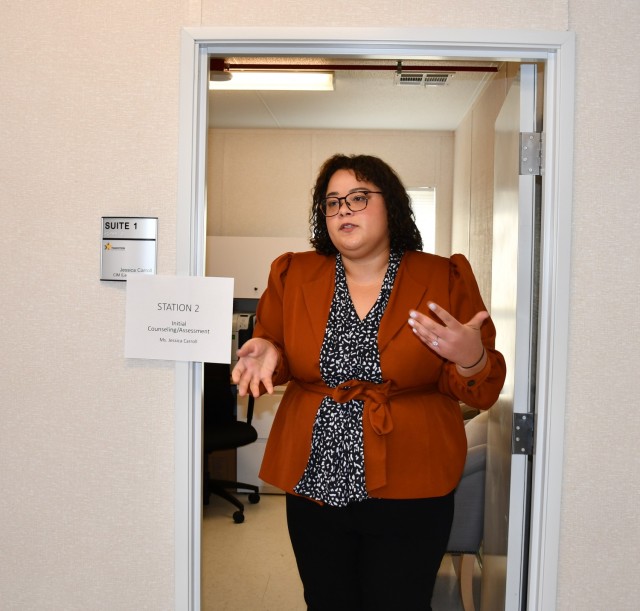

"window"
[408,187,436,253]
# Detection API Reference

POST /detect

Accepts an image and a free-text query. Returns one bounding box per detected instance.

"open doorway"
[204,55,504,611]
[176,28,575,611]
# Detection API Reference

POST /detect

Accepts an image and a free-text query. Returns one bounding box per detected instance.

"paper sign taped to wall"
[125,274,234,363]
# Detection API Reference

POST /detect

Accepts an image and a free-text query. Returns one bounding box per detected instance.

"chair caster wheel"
[248,492,260,504]
[232,511,245,524]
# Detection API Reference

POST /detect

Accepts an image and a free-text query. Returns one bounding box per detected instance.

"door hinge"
[519,132,543,176]
[512,413,534,455]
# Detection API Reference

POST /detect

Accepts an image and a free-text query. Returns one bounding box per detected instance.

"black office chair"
[202,362,260,523]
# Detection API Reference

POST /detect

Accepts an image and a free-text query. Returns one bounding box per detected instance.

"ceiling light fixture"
[209,57,334,91]
[209,70,334,91]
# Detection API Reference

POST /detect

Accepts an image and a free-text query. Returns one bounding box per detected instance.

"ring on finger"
[432,335,440,347]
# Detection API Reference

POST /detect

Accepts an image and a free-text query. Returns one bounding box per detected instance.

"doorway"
[176,27,575,611]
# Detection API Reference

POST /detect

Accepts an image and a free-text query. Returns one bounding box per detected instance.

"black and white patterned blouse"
[294,250,403,506]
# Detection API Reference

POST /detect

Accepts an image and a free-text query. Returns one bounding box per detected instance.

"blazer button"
[467,379,476,387]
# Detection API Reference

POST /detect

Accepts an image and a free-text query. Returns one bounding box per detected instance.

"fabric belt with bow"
[296,379,438,491]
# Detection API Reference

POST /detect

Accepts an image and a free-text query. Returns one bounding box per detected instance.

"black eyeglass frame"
[318,190,383,217]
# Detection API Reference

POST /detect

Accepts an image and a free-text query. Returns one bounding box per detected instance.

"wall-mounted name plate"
[101,216,158,281]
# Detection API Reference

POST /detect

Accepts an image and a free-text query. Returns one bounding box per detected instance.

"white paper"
[125,274,234,363]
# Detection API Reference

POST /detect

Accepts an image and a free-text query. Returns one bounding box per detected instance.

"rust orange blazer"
[254,250,506,499]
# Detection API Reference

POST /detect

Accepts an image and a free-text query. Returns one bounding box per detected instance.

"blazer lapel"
[378,254,429,353]
[300,260,335,353]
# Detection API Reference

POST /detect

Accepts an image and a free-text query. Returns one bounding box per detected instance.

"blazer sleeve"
[252,252,293,386]
[437,254,507,409]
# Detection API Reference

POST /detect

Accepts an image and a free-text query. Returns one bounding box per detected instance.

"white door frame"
[175,26,575,611]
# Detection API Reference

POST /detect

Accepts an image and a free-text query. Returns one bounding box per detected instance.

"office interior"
[2,3,639,610]
[203,59,517,610]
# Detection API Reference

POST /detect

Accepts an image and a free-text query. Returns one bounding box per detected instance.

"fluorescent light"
[209,71,334,91]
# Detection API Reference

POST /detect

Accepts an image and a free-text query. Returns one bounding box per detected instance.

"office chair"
[446,409,489,611]
[202,362,260,523]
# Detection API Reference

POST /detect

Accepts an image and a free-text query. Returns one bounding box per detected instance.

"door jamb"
[175,26,575,611]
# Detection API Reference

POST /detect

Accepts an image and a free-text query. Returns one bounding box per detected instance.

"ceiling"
[208,58,502,132]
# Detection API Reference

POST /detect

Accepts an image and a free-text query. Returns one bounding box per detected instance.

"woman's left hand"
[408,302,488,370]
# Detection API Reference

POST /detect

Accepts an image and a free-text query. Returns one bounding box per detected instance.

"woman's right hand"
[231,338,279,398]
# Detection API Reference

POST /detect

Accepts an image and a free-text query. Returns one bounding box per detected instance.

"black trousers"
[286,492,454,611]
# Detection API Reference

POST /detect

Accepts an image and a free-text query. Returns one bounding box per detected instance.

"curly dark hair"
[309,154,423,255]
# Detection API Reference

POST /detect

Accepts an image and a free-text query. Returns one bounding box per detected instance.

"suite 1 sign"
[101,216,158,281]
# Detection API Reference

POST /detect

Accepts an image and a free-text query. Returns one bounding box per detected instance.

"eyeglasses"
[318,190,382,217]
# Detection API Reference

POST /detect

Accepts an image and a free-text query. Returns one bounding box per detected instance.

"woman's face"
[324,169,390,260]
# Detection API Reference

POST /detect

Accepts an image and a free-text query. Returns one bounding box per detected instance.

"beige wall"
[2,1,639,609]
[207,128,453,254]
[561,1,640,607]
[452,62,519,304]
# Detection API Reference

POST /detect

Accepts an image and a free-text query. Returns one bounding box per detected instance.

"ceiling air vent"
[395,72,452,87]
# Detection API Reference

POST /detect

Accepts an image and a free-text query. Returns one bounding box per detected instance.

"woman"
[232,154,506,610]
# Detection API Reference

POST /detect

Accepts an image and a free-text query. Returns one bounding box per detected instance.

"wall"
[207,128,453,254]
[560,1,640,607]
[452,63,518,304]
[1,2,184,609]
[2,0,640,609]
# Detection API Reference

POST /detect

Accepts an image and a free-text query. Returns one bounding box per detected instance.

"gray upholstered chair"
[446,409,489,611]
